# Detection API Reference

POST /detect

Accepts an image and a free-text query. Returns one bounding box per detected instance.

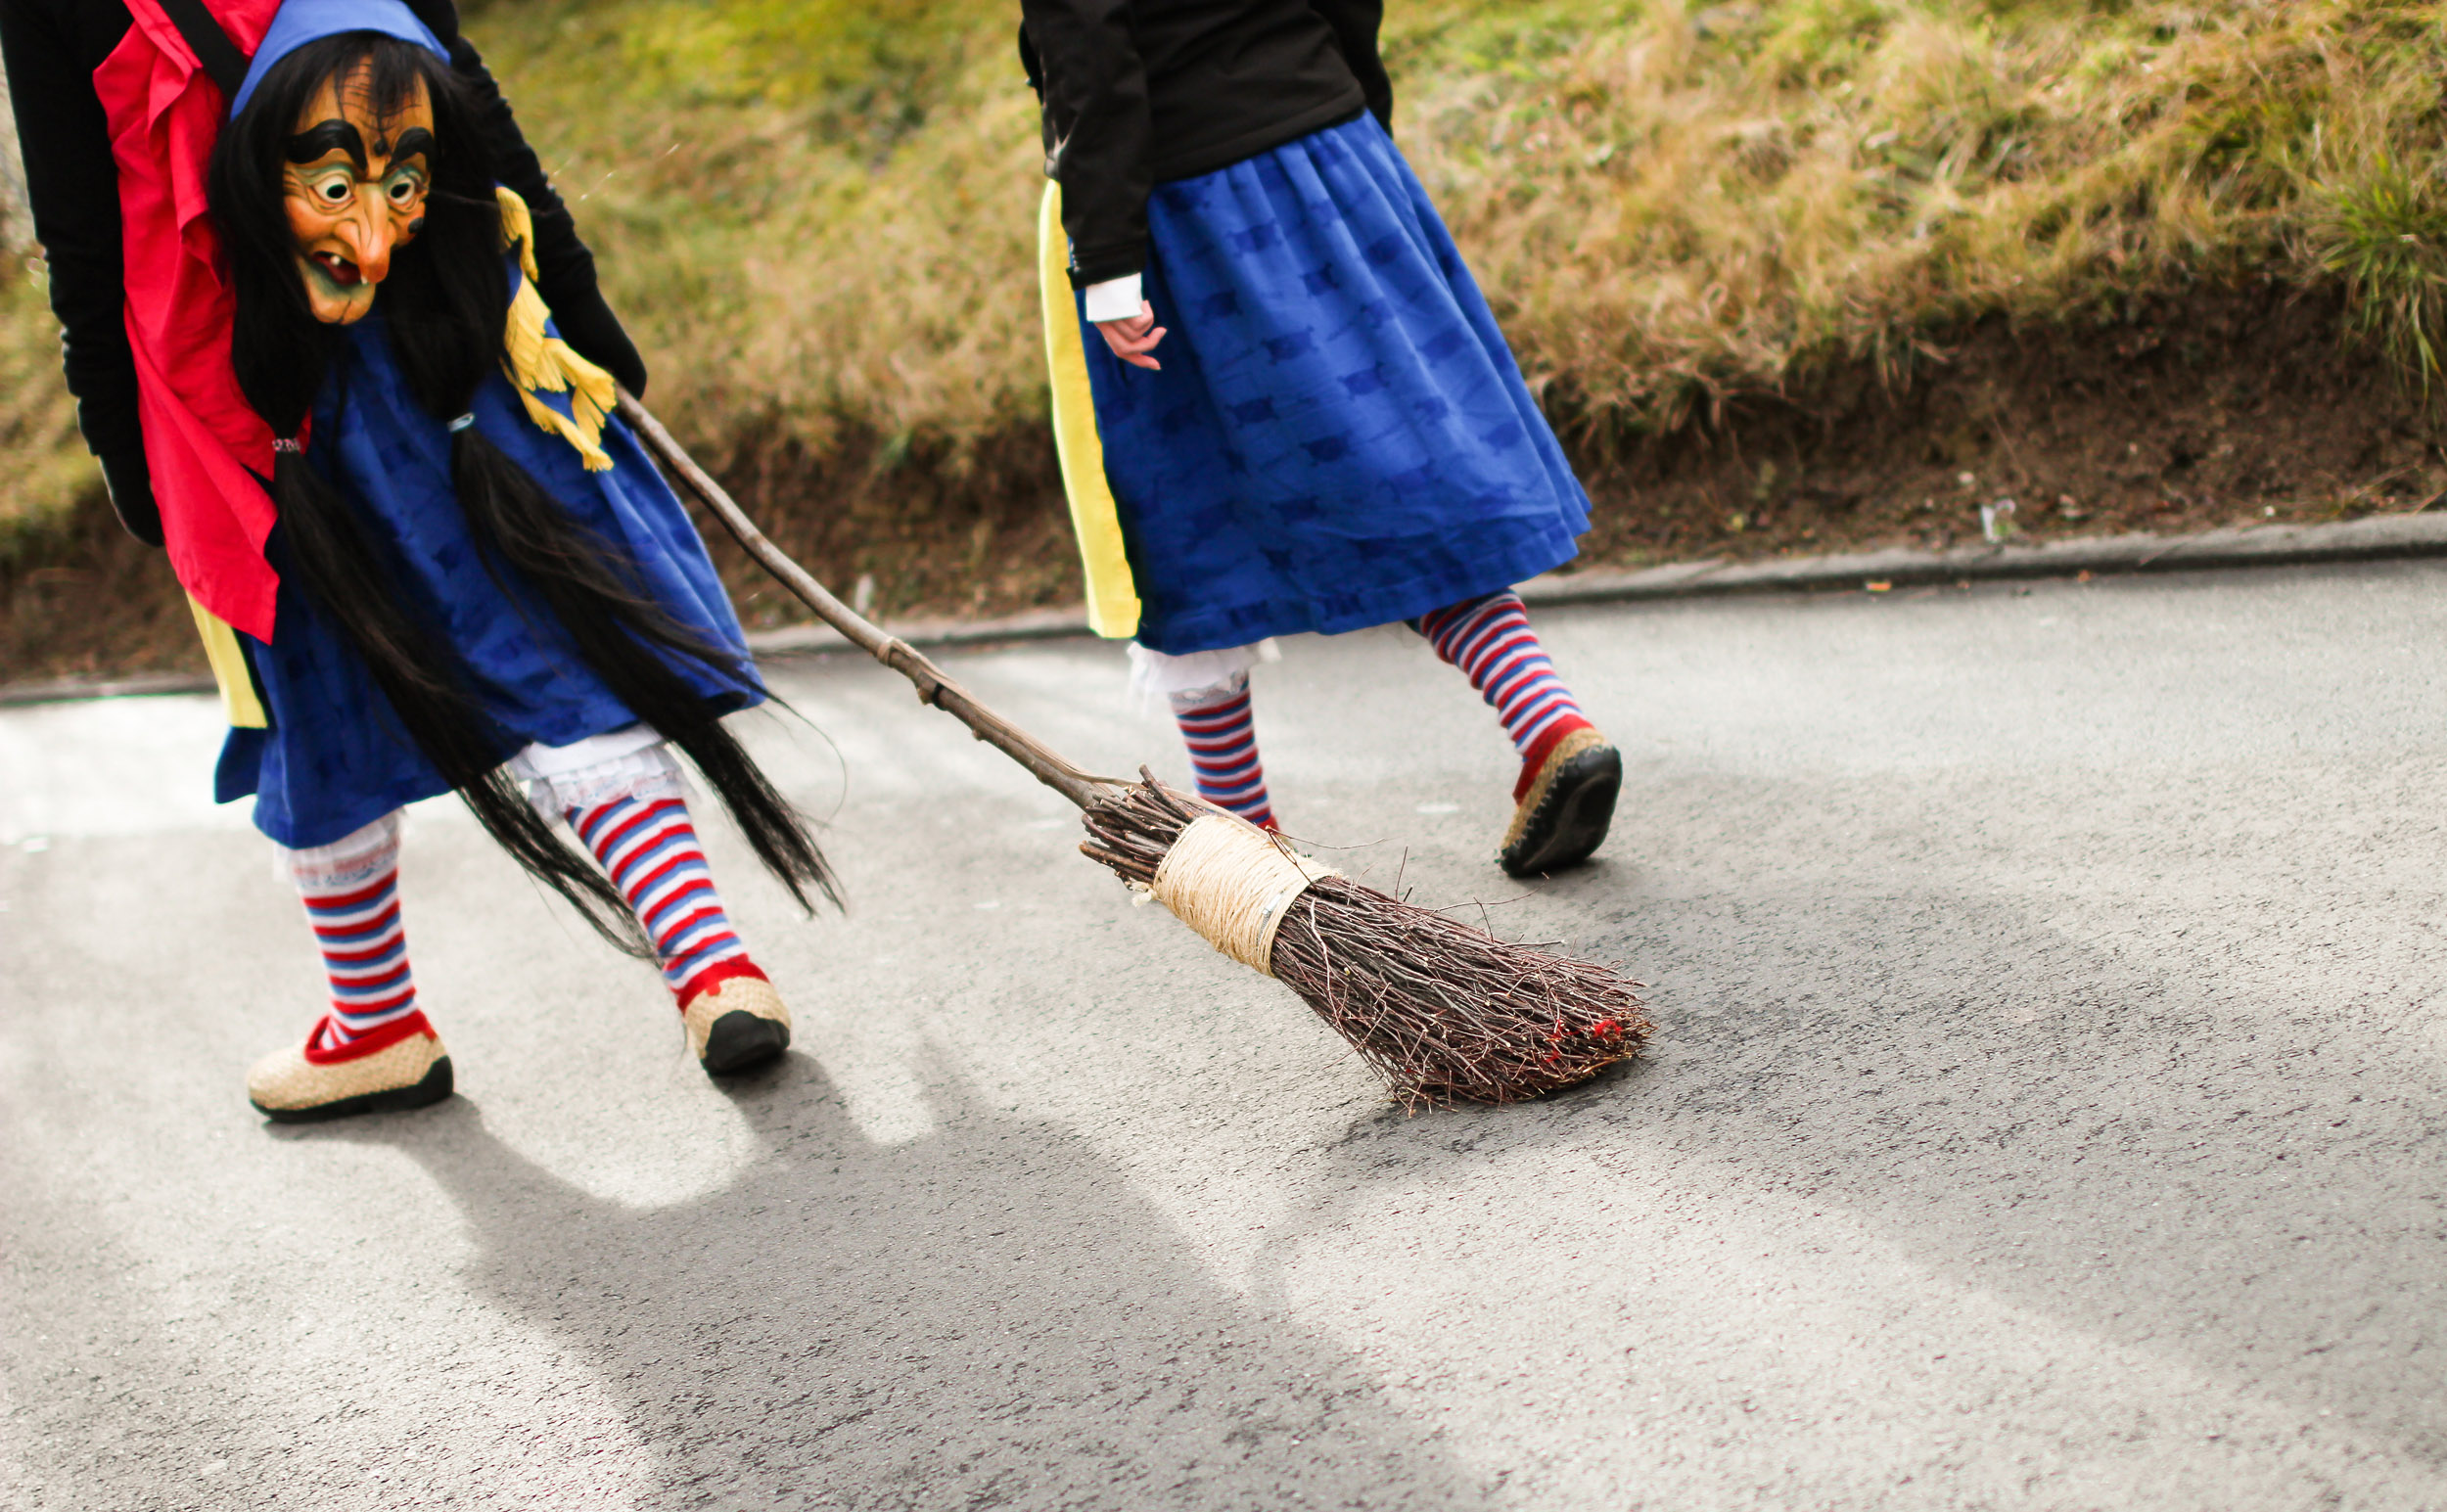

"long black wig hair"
[208,32,835,946]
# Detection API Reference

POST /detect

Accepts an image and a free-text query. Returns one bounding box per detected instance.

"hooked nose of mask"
[334,203,397,288]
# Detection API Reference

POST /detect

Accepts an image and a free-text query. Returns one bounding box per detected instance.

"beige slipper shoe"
[1499,726,1623,878]
[681,974,792,1077]
[247,1014,453,1123]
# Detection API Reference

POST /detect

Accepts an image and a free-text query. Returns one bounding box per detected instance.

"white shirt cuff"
[1084,274,1143,323]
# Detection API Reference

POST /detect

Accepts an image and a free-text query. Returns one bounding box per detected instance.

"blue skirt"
[219,305,761,849]
[1078,113,1590,656]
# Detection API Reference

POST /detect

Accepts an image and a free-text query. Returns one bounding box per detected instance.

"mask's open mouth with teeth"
[308,251,363,287]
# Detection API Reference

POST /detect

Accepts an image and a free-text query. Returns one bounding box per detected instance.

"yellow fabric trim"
[493,186,618,472]
[1038,182,1140,640]
[187,594,266,729]
[496,184,543,284]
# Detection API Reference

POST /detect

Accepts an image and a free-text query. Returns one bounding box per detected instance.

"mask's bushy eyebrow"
[285,120,367,170]
[389,126,437,164]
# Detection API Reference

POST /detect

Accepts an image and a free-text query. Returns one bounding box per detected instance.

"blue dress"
[1077,112,1590,656]
[218,285,761,849]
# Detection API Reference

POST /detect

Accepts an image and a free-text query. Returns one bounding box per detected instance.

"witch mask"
[282,67,434,324]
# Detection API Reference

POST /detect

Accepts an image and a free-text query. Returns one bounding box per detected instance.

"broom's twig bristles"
[1082,772,1650,1109]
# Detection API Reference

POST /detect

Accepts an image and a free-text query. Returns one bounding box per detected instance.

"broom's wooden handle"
[616,390,1117,810]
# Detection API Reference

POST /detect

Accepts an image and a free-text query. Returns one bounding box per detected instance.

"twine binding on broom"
[1151,814,1340,977]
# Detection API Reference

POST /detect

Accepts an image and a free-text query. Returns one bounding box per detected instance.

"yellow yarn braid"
[494,187,618,472]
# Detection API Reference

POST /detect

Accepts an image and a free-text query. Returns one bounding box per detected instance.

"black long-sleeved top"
[1019,0,1389,289]
[0,0,643,543]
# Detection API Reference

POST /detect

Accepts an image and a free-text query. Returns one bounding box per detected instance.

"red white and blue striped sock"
[1417,591,1595,800]
[296,838,422,1048]
[569,795,766,1007]
[1170,673,1277,829]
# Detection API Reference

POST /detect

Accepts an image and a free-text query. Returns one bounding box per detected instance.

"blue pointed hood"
[229,0,448,119]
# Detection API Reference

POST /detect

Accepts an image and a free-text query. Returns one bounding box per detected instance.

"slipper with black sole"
[1499,728,1622,878]
[682,975,792,1077]
[247,1015,455,1123]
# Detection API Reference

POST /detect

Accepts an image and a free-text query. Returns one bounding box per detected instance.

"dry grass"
[1406,0,2447,438]
[460,0,1043,461]
[474,0,2447,463]
[7,0,2447,556]
[0,264,94,554]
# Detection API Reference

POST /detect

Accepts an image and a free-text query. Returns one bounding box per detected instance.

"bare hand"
[1097,300,1167,371]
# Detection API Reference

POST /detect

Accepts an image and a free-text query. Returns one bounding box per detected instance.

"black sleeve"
[96,447,161,544]
[0,0,147,481]
[409,0,649,395]
[1019,0,1154,287]
[1309,0,1390,128]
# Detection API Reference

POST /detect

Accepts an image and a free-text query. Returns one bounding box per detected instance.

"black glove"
[547,280,649,398]
[97,449,164,547]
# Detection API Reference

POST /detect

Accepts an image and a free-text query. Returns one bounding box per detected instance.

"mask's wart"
[282,68,435,324]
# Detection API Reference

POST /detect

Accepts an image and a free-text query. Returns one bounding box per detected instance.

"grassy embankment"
[9,0,2447,676]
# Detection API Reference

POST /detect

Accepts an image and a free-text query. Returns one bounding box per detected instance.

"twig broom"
[618,393,1651,1107]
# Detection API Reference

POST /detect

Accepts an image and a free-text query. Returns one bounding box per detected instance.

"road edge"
[8,511,2443,708]
[1516,509,2447,607]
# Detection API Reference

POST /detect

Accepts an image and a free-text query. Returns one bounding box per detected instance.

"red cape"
[97,0,285,641]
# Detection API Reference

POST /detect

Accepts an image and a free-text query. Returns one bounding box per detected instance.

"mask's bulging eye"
[302,168,353,207]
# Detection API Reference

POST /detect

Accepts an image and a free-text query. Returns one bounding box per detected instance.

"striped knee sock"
[569,795,765,1006]
[1171,673,1277,829]
[1417,591,1594,799]
[292,819,424,1050]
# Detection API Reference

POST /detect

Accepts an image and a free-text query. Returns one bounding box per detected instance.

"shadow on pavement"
[1270,833,2447,1470]
[299,1048,1493,1511]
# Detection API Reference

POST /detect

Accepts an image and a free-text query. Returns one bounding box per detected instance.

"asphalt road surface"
[4,562,2444,1511]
